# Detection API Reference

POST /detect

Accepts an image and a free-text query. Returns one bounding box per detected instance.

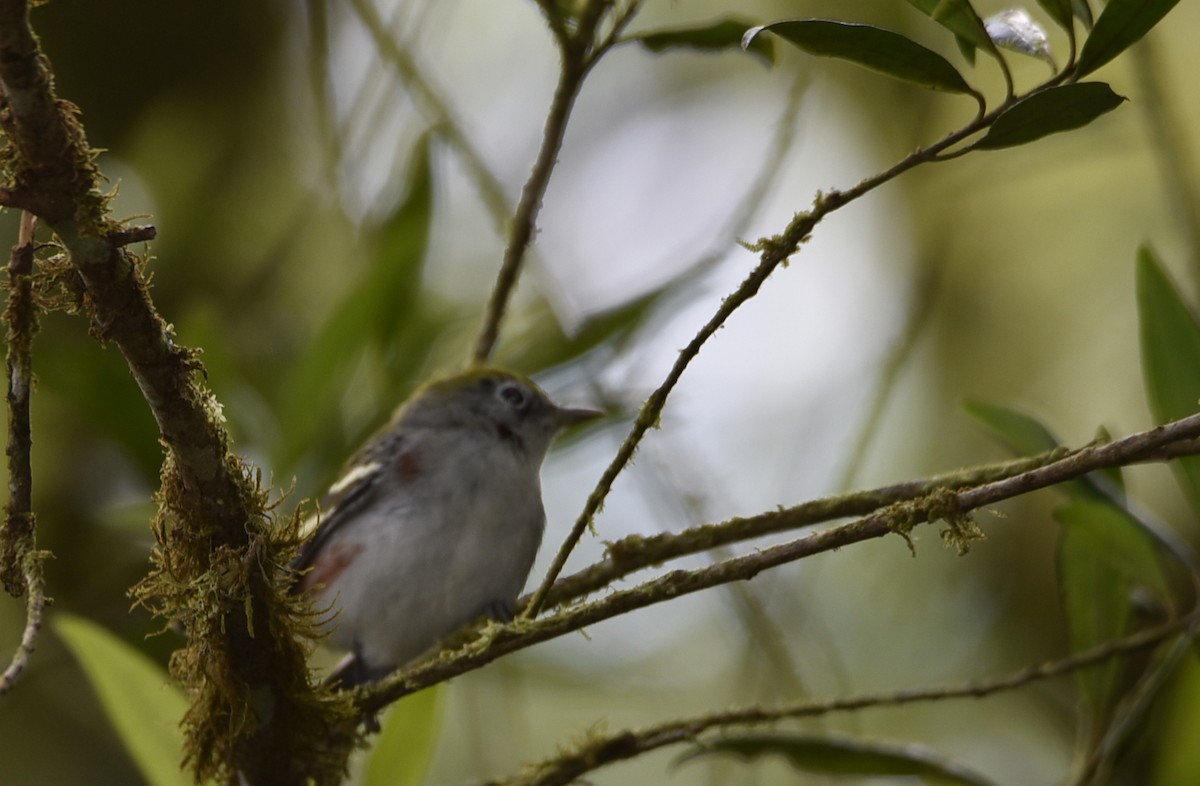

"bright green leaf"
[1077,0,1181,77]
[1037,0,1075,30]
[55,613,193,786]
[1154,656,1200,786]
[678,732,995,786]
[1136,246,1200,514]
[745,20,974,94]
[905,0,999,57]
[1055,501,1172,728]
[633,18,774,65]
[973,82,1125,149]
[363,687,443,786]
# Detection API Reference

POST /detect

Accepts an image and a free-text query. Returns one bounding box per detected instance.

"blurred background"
[1,0,1198,783]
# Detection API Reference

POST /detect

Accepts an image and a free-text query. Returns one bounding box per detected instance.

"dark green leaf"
[279,134,434,464]
[1037,0,1075,31]
[745,20,974,94]
[633,18,774,65]
[55,614,191,786]
[678,733,995,786]
[1055,501,1171,725]
[961,398,1058,455]
[1077,0,1181,77]
[955,33,977,66]
[905,0,999,57]
[974,82,1125,149]
[1136,246,1200,514]
[961,399,1121,500]
[1073,0,1095,29]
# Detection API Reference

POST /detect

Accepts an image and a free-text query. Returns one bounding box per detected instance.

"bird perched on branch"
[293,368,601,687]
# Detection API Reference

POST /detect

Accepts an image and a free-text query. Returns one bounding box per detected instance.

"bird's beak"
[554,406,604,429]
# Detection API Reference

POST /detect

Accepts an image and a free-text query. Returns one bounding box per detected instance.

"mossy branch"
[0,210,46,696]
[361,411,1200,714]
[0,1,355,781]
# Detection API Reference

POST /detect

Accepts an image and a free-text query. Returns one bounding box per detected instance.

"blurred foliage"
[1,0,1199,784]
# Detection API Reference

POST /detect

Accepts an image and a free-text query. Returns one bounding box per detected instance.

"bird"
[292,367,601,688]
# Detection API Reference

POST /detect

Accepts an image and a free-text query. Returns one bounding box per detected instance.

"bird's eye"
[498,383,527,410]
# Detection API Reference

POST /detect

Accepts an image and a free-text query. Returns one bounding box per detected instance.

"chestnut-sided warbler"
[293,368,600,687]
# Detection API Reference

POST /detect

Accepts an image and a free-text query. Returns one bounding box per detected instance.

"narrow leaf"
[974,82,1125,149]
[1136,246,1200,513]
[634,18,774,65]
[961,398,1058,455]
[1077,0,1181,77]
[1073,0,1095,29]
[55,614,192,786]
[961,399,1124,500]
[745,20,974,94]
[1037,0,1076,31]
[679,732,996,786]
[955,33,977,66]
[905,0,999,57]
[363,687,443,786]
[1055,501,1171,727]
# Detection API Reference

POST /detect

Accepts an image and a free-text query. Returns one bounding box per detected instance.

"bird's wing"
[291,459,385,581]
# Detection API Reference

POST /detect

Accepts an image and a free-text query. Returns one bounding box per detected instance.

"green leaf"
[955,33,977,66]
[363,687,443,786]
[678,732,995,786]
[905,0,999,58]
[961,399,1059,455]
[1077,0,1181,77]
[744,20,974,94]
[1073,0,1095,30]
[1136,246,1200,514]
[633,18,774,65]
[1037,0,1076,30]
[961,399,1123,499]
[973,82,1125,149]
[1154,656,1200,785]
[55,613,193,786]
[1055,501,1172,727]
[278,134,434,464]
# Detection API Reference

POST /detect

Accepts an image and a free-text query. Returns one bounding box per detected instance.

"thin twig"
[471,35,591,363]
[479,613,1200,786]
[1,211,47,696]
[524,81,1066,618]
[346,0,510,230]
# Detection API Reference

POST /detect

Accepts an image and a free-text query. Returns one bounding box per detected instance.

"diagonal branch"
[362,411,1200,714]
